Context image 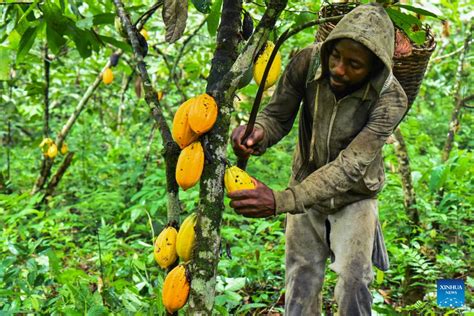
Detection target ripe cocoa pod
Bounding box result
[39,138,53,150]
[188,93,218,135]
[60,143,68,155]
[154,226,178,269]
[172,98,199,149]
[224,166,256,193]
[253,41,282,90]
[176,213,197,262]
[162,264,190,313]
[102,68,114,85]
[175,141,204,191]
[46,143,58,159]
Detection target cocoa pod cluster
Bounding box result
[172,93,218,191]
[155,213,196,313]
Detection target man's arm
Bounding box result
[273,80,408,214]
[252,46,312,152]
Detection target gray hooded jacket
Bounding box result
[255,4,408,214]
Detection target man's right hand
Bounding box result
[230,125,265,158]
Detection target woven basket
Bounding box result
[316,3,436,106]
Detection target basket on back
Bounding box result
[316,3,436,106]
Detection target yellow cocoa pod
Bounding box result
[46,143,58,159]
[162,264,190,313]
[188,93,218,135]
[39,138,53,149]
[176,213,197,262]
[102,68,114,85]
[154,226,178,269]
[224,166,256,193]
[60,143,68,155]
[172,98,199,149]
[175,141,204,191]
[140,28,150,41]
[253,41,282,90]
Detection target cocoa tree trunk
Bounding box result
[188,0,288,313]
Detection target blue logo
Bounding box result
[437,279,465,307]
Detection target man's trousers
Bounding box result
[284,198,388,316]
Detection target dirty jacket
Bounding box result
[255,4,408,215]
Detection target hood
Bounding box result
[318,3,395,94]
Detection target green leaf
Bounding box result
[192,0,212,14]
[16,25,39,62]
[385,7,425,45]
[76,16,94,30]
[429,165,449,192]
[46,26,66,55]
[376,268,384,284]
[99,35,132,52]
[206,0,222,37]
[0,47,11,80]
[224,277,246,291]
[92,13,115,25]
[394,4,440,19]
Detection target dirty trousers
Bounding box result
[285,198,386,316]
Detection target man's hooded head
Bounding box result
[319,4,395,97]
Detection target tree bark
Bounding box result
[41,152,75,204]
[188,0,288,313]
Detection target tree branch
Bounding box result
[170,18,207,102]
[113,0,182,223]
[40,152,75,205]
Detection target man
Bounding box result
[228,4,408,316]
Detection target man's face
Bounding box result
[328,39,376,95]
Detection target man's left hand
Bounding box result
[227,178,276,218]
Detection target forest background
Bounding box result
[0,0,472,315]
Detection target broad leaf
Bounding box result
[16,25,39,62]
[395,4,441,19]
[385,7,425,45]
[76,16,94,30]
[191,0,212,14]
[99,35,132,52]
[162,0,188,43]
[92,13,116,25]
[46,26,66,55]
[206,0,222,37]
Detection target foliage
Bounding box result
[1,0,473,314]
